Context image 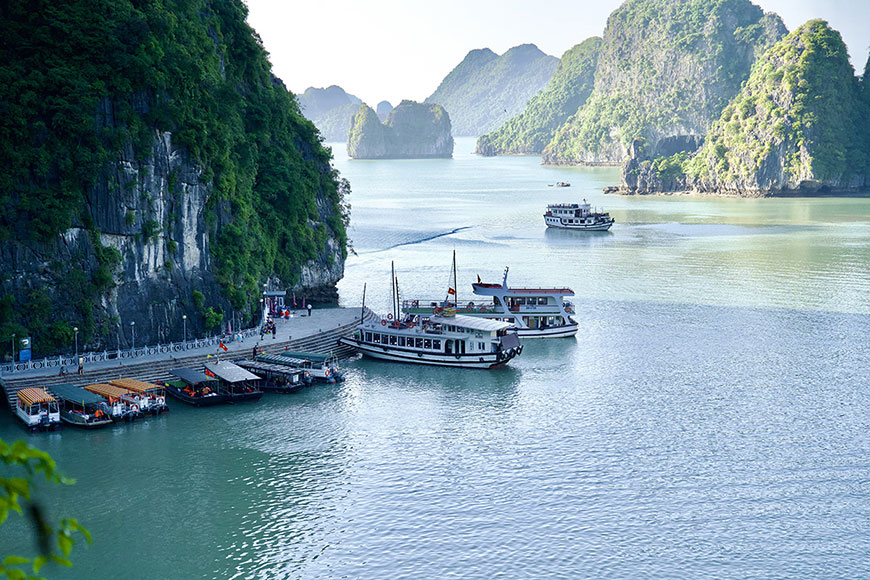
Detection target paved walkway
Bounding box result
[2,307,364,380]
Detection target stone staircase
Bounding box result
[1,313,369,411]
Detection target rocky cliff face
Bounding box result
[347,101,454,159]
[543,0,786,166]
[682,20,870,194]
[476,37,601,156]
[0,0,348,357]
[298,85,363,142]
[426,44,559,136]
[376,100,394,122]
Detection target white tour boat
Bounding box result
[15,388,62,431]
[339,264,523,369]
[403,256,579,339]
[544,199,614,231]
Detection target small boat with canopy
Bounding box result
[235,359,311,393]
[160,368,227,407]
[204,361,264,403]
[49,383,113,429]
[83,383,143,421]
[15,388,62,431]
[109,378,169,414]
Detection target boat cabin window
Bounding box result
[372,333,380,343]
[433,340,441,350]
[398,336,406,347]
[365,332,372,341]
[389,335,398,346]
[415,338,424,348]
[423,339,432,350]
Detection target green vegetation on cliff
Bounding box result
[0,0,348,356]
[347,101,453,159]
[686,20,870,191]
[476,37,601,156]
[426,44,559,136]
[543,0,786,165]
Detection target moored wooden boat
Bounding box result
[160,368,228,407]
[83,383,143,421]
[15,388,62,432]
[109,378,169,414]
[235,359,311,393]
[49,383,113,429]
[204,361,264,403]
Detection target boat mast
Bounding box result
[453,249,458,307]
[391,261,396,321]
[360,282,366,326]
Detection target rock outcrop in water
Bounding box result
[297,85,363,142]
[619,20,870,195]
[347,101,453,159]
[0,0,348,357]
[476,38,601,156]
[426,44,559,137]
[543,0,786,166]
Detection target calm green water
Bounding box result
[2,137,868,579]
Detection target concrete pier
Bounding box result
[1,307,370,410]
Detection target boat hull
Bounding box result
[165,385,228,407]
[60,411,113,429]
[226,390,264,403]
[516,323,578,338]
[339,337,521,369]
[545,221,613,231]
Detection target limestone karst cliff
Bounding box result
[0,0,349,358]
[347,101,454,159]
[297,85,363,142]
[543,0,786,166]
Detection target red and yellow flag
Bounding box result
[219,342,228,352]
[447,287,455,295]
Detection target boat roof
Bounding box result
[204,361,260,383]
[50,383,105,405]
[472,282,574,295]
[237,360,304,376]
[430,314,514,332]
[170,368,217,385]
[256,353,310,367]
[17,388,56,405]
[84,383,132,398]
[279,350,330,362]
[109,378,163,393]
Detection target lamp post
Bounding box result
[182,314,187,347]
[73,327,79,362]
[260,297,265,326]
[11,333,15,372]
[130,321,135,352]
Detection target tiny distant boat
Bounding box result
[109,378,169,415]
[162,368,228,407]
[555,181,571,187]
[339,262,522,369]
[204,361,264,403]
[83,383,143,421]
[235,359,312,393]
[15,388,62,432]
[50,383,113,429]
[544,199,614,231]
[405,265,578,339]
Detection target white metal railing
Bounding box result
[0,328,260,375]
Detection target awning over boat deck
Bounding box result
[430,314,514,332]
[279,351,330,362]
[109,378,163,393]
[84,383,132,399]
[50,383,105,405]
[17,388,56,405]
[170,368,217,386]
[256,354,310,367]
[237,360,304,377]
[205,361,260,383]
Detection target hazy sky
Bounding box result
[245,0,870,107]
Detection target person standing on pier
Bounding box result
[307,303,313,317]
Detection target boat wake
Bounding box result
[362,226,473,254]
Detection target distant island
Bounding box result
[475,0,870,196]
[297,85,363,142]
[426,44,558,137]
[376,100,393,122]
[347,100,454,159]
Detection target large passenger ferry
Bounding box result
[339,263,523,369]
[544,199,614,231]
[403,265,578,339]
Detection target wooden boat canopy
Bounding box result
[84,383,132,399]
[109,378,163,393]
[170,368,217,386]
[204,361,259,383]
[50,383,105,405]
[17,388,56,405]
[279,351,331,363]
[237,360,305,379]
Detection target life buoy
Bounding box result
[408,322,414,329]
[387,313,393,320]
[381,319,387,326]
[481,306,487,313]
[131,404,139,413]
[466,305,473,312]
[325,369,330,377]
